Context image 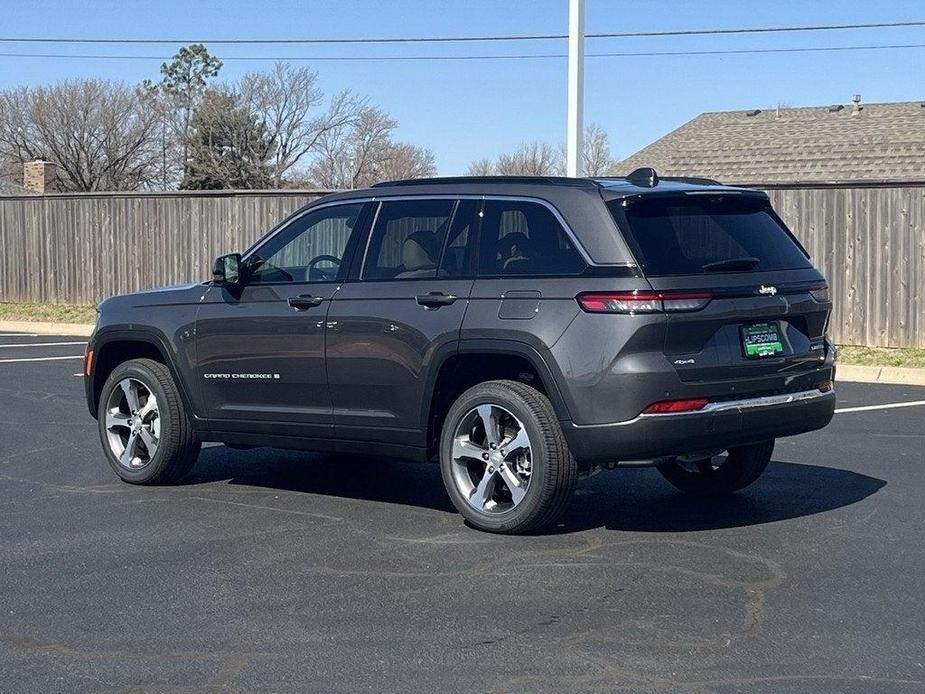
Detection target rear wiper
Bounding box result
[702,257,760,272]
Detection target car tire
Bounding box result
[439,380,577,534]
[656,439,774,496]
[97,358,200,485]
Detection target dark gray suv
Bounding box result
[85,170,836,533]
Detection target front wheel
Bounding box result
[97,358,200,485]
[656,439,774,496]
[439,380,577,534]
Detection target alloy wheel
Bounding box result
[450,403,533,514]
[105,377,161,469]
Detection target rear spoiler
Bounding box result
[612,189,770,207]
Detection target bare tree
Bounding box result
[467,124,615,177]
[376,142,436,182]
[495,142,562,176]
[0,79,160,191]
[239,63,363,186]
[466,157,495,176]
[581,123,615,176]
[307,106,434,188]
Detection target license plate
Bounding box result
[741,322,784,359]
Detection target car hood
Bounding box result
[99,282,208,311]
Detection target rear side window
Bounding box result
[478,200,585,276]
[363,199,455,280]
[608,195,811,276]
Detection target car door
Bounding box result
[462,196,589,368]
[325,198,479,447]
[195,201,372,438]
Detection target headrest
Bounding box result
[401,231,438,271]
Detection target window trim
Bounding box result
[241,200,371,286]
[244,193,597,284]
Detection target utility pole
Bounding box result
[566,0,585,177]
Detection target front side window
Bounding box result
[477,200,586,276]
[246,203,366,284]
[363,199,455,280]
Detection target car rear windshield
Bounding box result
[607,194,811,276]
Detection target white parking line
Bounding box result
[835,400,925,414]
[0,355,84,363]
[0,341,87,349]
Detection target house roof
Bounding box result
[614,100,925,185]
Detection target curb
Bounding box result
[0,320,94,337]
[837,364,925,386]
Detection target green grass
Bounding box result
[0,302,97,324]
[837,345,925,369]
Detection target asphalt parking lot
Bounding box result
[0,330,923,693]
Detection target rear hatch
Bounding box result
[607,191,831,383]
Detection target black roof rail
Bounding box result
[371,175,601,188]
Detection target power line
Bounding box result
[0,20,923,45]
[1,43,924,62]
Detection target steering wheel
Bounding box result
[308,255,341,274]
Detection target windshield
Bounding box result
[607,195,811,276]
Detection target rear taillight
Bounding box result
[643,398,710,414]
[577,290,712,314]
[809,283,830,302]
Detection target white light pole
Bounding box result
[566,0,585,177]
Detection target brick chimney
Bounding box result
[23,159,56,194]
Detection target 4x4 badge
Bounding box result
[758,285,778,296]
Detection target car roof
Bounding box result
[294,169,765,266]
[362,172,763,200]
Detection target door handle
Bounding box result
[416,292,457,308]
[288,294,324,310]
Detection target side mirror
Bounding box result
[212,253,242,285]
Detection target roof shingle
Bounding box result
[615,100,925,185]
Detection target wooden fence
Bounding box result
[0,184,923,347]
[0,190,329,306]
[765,184,925,348]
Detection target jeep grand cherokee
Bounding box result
[85,169,836,533]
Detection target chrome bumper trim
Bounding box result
[644,388,834,417]
[571,387,834,429]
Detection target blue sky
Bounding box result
[2,1,924,174]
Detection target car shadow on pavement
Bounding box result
[187,445,459,513]
[555,460,887,534]
[185,447,885,534]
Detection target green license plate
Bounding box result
[741,322,784,359]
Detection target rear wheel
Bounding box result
[97,358,200,485]
[656,439,774,496]
[439,380,577,534]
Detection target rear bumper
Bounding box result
[562,387,835,463]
